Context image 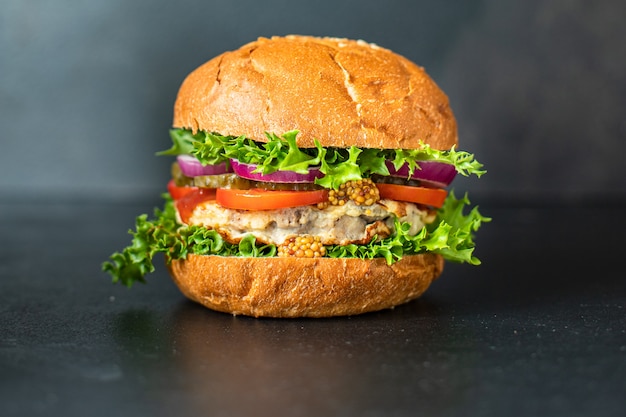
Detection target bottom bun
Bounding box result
[167,254,444,318]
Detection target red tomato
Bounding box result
[216,188,329,211]
[376,183,447,208]
[174,187,217,224]
[167,179,198,200]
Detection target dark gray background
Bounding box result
[2,0,625,203]
[2,3,625,416]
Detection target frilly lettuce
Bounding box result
[102,192,490,287]
[102,129,489,287]
[161,128,486,189]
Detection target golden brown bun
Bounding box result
[173,35,457,150]
[169,35,452,317]
[168,253,444,318]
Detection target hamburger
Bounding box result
[103,35,489,318]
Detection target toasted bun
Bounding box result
[168,253,444,318]
[173,35,457,150]
[168,36,453,317]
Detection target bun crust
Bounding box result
[173,35,457,150]
[168,253,444,318]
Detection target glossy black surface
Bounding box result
[1,199,625,417]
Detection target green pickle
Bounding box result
[171,162,323,191]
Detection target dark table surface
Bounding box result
[1,196,624,417]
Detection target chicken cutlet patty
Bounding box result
[178,199,436,247]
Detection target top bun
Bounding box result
[173,35,457,150]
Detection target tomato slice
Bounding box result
[175,187,217,224]
[167,179,198,200]
[376,183,447,208]
[216,188,329,210]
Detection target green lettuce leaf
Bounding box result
[103,192,489,287]
[326,191,490,265]
[102,195,278,287]
[157,129,198,156]
[315,145,364,189]
[161,128,486,188]
[104,129,489,287]
[427,191,491,264]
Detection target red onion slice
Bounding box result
[385,160,457,187]
[177,154,233,177]
[230,159,324,183]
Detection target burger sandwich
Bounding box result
[103,35,489,318]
